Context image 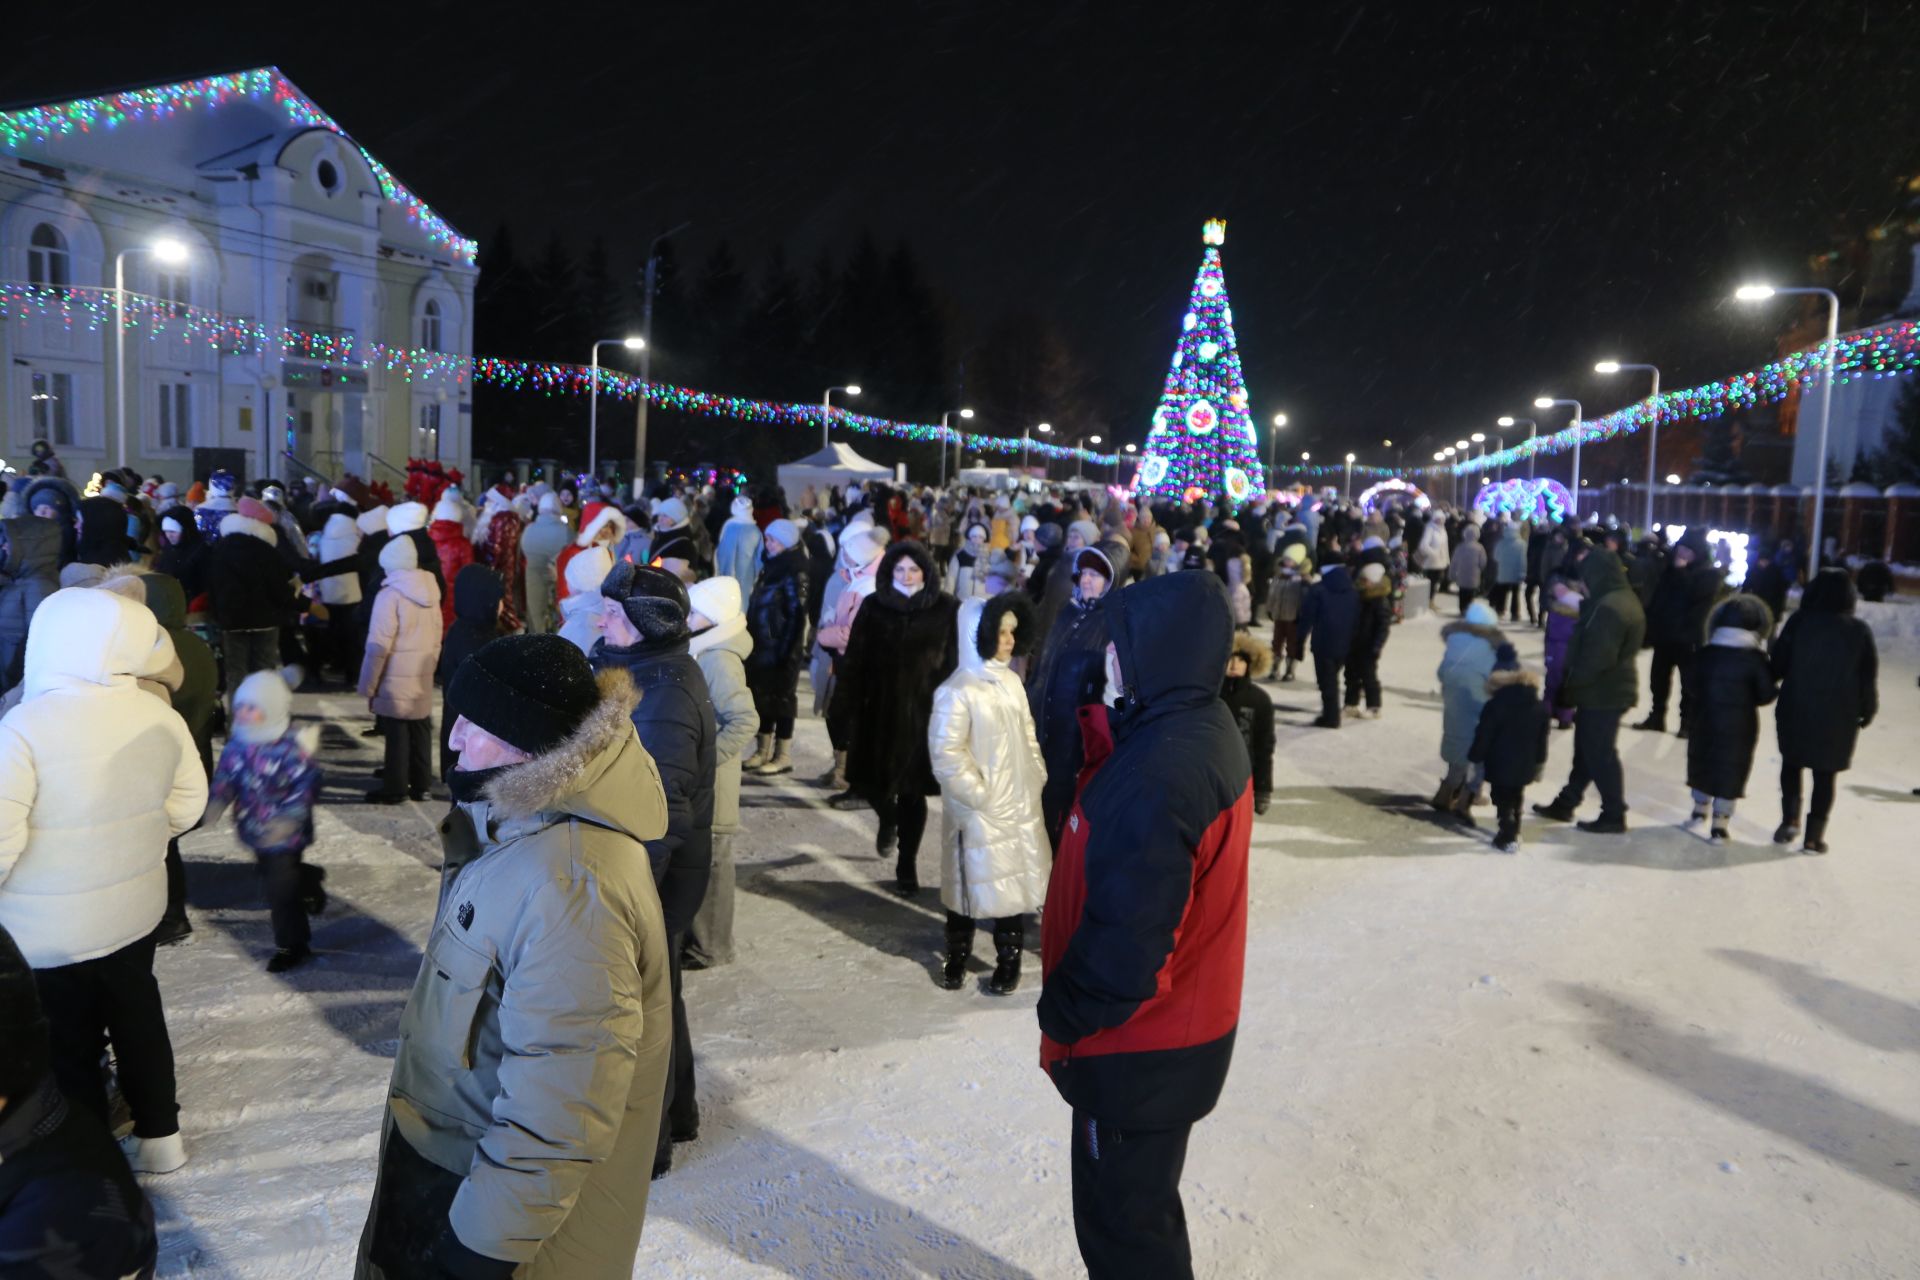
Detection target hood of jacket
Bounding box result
[954,598,994,676]
[386,501,429,535]
[1486,667,1541,693]
[23,476,80,520]
[1579,548,1630,598]
[1104,568,1232,738]
[141,571,190,631]
[870,540,942,613]
[218,512,277,546]
[452,563,505,624]
[1459,524,1480,544]
[0,516,63,580]
[321,510,361,551]
[381,566,441,610]
[1316,563,1355,597]
[355,506,389,536]
[22,587,173,697]
[478,668,656,835]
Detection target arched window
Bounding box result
[27,223,70,290]
[420,299,442,352]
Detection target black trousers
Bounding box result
[1457,587,1477,616]
[874,792,930,865]
[162,837,188,927]
[656,938,699,1167]
[1781,763,1838,823]
[258,850,318,952]
[747,668,798,739]
[35,935,179,1139]
[379,715,432,797]
[1071,1112,1193,1280]
[1523,582,1540,623]
[1312,652,1342,724]
[221,627,280,700]
[1647,642,1696,722]
[1554,707,1627,818]
[1342,647,1381,710]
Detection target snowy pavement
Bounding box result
[148,609,1920,1278]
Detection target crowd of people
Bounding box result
[0,439,1897,1278]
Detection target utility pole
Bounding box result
[633,221,690,494]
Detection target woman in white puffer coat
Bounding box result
[0,587,208,1173]
[928,591,1048,995]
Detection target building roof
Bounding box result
[0,66,476,263]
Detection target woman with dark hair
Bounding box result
[836,541,959,894]
[1772,568,1878,854]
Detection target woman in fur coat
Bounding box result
[929,594,1049,993]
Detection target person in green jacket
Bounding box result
[144,571,218,946]
[1533,547,1647,834]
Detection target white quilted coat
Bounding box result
[0,589,208,967]
[929,598,1049,920]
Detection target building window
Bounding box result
[417,402,442,458]
[31,371,74,445]
[316,159,340,193]
[157,381,192,450]
[27,223,70,290]
[155,269,191,317]
[420,300,442,352]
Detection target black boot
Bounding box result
[892,846,920,896]
[941,913,973,990]
[1532,796,1577,822]
[876,819,899,859]
[300,864,328,916]
[1801,816,1828,855]
[988,919,1024,995]
[1631,712,1665,732]
[1773,804,1800,846]
[1492,804,1520,853]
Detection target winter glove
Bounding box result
[1254,793,1271,816]
[432,1227,518,1280]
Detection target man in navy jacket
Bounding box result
[1039,570,1252,1279]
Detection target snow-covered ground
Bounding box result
[146,608,1920,1278]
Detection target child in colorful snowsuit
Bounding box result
[205,670,326,971]
[1541,571,1581,729]
[1468,644,1552,852]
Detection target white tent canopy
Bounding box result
[776,441,895,497]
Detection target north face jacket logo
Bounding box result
[457,901,475,930]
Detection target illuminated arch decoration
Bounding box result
[1472,477,1575,525]
[1358,477,1430,514]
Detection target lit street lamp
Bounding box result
[1344,452,1356,499]
[1595,359,1661,530]
[821,384,861,450]
[1497,416,1536,482]
[938,407,974,487]
[1268,413,1288,480]
[115,236,189,471]
[1024,421,1052,476]
[1736,283,1841,571]
[1075,433,1103,482]
[1534,397,1583,503]
[587,336,645,479]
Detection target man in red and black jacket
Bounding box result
[1039,569,1252,1279]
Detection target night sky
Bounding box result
[7,1,1919,465]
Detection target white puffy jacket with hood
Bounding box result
[319,511,364,607]
[0,588,208,966]
[929,596,1050,920]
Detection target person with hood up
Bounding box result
[949,522,992,601]
[645,497,697,580]
[1467,643,1552,852]
[437,565,507,777]
[589,563,716,1177]
[153,503,209,602]
[0,588,208,1176]
[24,476,82,563]
[1448,523,1487,614]
[1038,569,1250,1280]
[427,494,475,631]
[1541,569,1582,729]
[0,921,160,1278]
[1770,568,1877,854]
[27,438,67,478]
[1345,545,1393,719]
[1414,513,1451,596]
[0,516,62,691]
[204,670,327,971]
[837,542,959,894]
[685,576,756,971]
[714,494,762,596]
[355,636,671,1279]
[1635,530,1727,737]
[930,593,1049,994]
[207,495,298,695]
[385,501,444,595]
[518,492,572,634]
[192,469,237,541]
[1491,521,1527,622]
[742,518,812,777]
[811,526,886,794]
[1433,599,1504,821]
[1297,561,1359,728]
[1533,548,1647,834]
[1681,595,1777,845]
[314,503,364,681]
[1221,630,1275,815]
[359,535,443,804]
[556,546,617,656]
[76,494,135,568]
[1026,545,1114,842]
[1264,541,1309,682]
[144,572,218,947]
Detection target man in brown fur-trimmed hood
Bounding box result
[357,634,672,1280]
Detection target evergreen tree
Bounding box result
[529,233,580,361]
[1881,376,1920,483]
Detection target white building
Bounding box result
[0,66,476,488]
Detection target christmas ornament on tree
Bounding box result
[1136,219,1267,506]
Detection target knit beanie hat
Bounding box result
[687,574,742,627]
[1465,600,1499,626]
[1493,643,1520,672]
[0,924,49,1101]
[1034,523,1064,551]
[765,518,799,552]
[378,535,418,573]
[538,492,560,516]
[233,668,293,744]
[447,634,603,756]
[843,529,884,567]
[1710,593,1773,635]
[237,496,275,525]
[601,561,691,641]
[651,496,688,527]
[1067,519,1100,549]
[564,545,615,596]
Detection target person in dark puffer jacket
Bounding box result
[1026,545,1113,843]
[1468,643,1551,852]
[435,565,506,779]
[0,923,158,1280]
[1683,594,1776,845]
[742,519,811,777]
[1344,545,1393,718]
[1771,568,1877,855]
[152,504,209,605]
[590,562,716,1178]
[206,496,298,695]
[1298,562,1359,728]
[1220,630,1274,815]
[1039,569,1251,1280]
[1535,548,1646,834]
[1635,529,1726,737]
[0,516,62,692]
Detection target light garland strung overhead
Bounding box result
[0,282,1115,464]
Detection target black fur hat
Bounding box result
[979,591,1037,660]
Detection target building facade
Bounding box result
[0,67,476,487]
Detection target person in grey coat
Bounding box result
[518,494,573,635]
[684,575,756,969]
[1449,522,1488,615]
[357,635,671,1280]
[0,516,62,691]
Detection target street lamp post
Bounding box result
[1595,360,1662,531]
[1736,283,1841,572]
[1268,413,1288,480]
[1454,439,1471,510]
[588,337,645,480]
[115,237,189,471]
[937,407,974,487]
[821,384,862,451]
[1075,434,1103,482]
[1497,416,1536,482]
[1123,441,1137,487]
[1533,398,1583,513]
[632,221,691,490]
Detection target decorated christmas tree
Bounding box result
[1135,219,1267,507]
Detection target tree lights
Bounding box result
[1135,220,1267,507]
